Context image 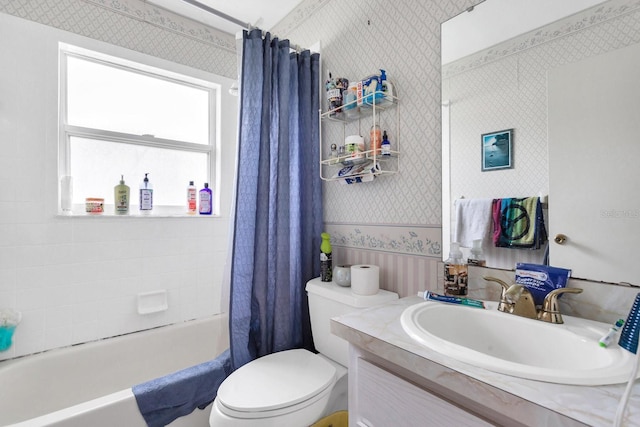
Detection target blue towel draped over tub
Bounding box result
[133,349,232,427]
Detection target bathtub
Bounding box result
[0,314,229,427]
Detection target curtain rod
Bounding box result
[182,0,304,52]
[181,0,250,29]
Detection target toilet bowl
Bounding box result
[210,349,346,426]
[209,278,398,426]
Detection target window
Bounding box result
[59,44,219,215]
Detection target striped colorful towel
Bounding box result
[492,197,547,249]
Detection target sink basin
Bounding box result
[400,301,639,385]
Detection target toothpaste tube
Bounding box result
[418,291,485,309]
[599,319,624,348]
[515,263,572,306]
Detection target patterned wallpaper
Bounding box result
[0,0,237,78]
[444,0,640,202]
[273,0,478,296]
[275,0,640,297]
[274,0,478,227]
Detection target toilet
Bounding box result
[209,277,398,426]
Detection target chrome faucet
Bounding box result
[484,276,583,324]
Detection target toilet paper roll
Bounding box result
[350,264,380,296]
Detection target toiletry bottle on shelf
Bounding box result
[139,173,153,214]
[467,239,486,266]
[187,181,197,214]
[320,232,332,282]
[199,183,212,215]
[444,242,468,296]
[370,125,381,155]
[344,82,359,119]
[381,131,391,156]
[379,69,394,105]
[330,143,338,164]
[114,175,130,215]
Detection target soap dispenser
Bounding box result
[114,175,130,215]
[467,239,486,266]
[444,242,468,296]
[139,173,153,214]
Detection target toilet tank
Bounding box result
[306,277,398,366]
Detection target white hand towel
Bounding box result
[453,198,494,248]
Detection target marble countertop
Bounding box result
[331,296,640,427]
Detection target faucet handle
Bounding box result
[483,276,513,313]
[539,287,583,324]
[505,285,538,318]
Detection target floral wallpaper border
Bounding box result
[84,0,235,51]
[325,223,442,258]
[272,0,332,37]
[443,0,640,78]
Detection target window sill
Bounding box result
[57,211,219,219]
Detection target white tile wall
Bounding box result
[0,4,237,360]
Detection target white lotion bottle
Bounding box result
[114,175,130,215]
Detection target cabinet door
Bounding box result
[352,358,492,427]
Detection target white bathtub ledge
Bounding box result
[10,390,144,427]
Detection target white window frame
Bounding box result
[58,43,221,216]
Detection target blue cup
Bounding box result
[618,293,640,354]
[0,325,16,352]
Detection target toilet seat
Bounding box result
[216,349,336,419]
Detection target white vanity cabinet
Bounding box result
[349,347,492,427]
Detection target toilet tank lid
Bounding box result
[306,278,398,308]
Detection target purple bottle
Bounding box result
[199,183,213,215]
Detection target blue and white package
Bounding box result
[515,263,572,306]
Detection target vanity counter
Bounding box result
[331,296,640,427]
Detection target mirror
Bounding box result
[442,0,639,284]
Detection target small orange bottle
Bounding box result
[370,125,381,155]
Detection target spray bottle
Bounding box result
[320,232,332,282]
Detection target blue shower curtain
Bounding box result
[131,32,320,427]
[229,29,322,371]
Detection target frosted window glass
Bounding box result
[67,56,210,145]
[70,136,208,206]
